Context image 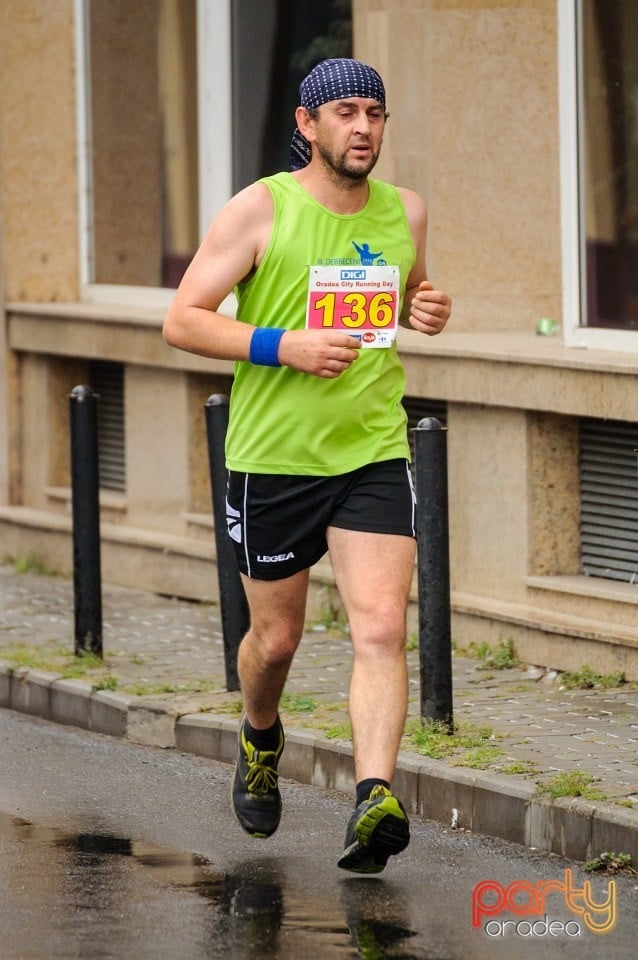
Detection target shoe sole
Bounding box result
[337,797,410,874]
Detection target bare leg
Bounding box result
[326,528,415,782]
[237,568,309,728]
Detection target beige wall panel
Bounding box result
[448,403,528,598]
[20,355,50,509]
[125,367,190,534]
[0,0,78,301]
[187,374,234,517]
[355,0,562,331]
[527,413,580,577]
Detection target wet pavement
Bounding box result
[1,563,637,864]
[2,710,637,960]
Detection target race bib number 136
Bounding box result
[306,265,400,348]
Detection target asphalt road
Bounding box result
[0,710,635,959]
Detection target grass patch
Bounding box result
[92,676,119,692]
[307,599,349,634]
[501,760,539,777]
[121,679,217,697]
[405,632,418,652]
[536,771,607,801]
[468,637,520,670]
[8,552,59,577]
[280,692,318,713]
[323,721,352,741]
[0,644,113,683]
[584,851,636,875]
[211,698,244,715]
[453,746,503,769]
[403,717,500,762]
[560,664,628,690]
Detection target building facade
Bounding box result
[1,0,637,678]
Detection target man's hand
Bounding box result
[407,280,451,335]
[278,329,361,378]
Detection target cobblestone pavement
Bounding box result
[2,563,637,810]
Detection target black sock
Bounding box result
[243,716,281,751]
[356,778,390,806]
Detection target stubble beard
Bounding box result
[316,141,379,187]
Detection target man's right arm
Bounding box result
[163,181,361,378]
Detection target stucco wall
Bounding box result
[0,0,78,301]
[354,0,562,331]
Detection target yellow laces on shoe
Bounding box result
[241,730,281,796]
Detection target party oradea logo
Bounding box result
[472,868,616,938]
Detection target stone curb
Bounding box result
[1,666,636,863]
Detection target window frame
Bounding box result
[559,0,638,352]
[73,0,232,306]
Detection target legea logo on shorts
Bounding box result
[472,868,617,938]
[256,552,295,563]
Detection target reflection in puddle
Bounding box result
[1,812,431,958]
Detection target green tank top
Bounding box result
[225,172,415,475]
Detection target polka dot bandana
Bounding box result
[289,58,386,171]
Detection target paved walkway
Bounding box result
[1,564,637,864]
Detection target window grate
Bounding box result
[89,361,125,493]
[580,418,638,583]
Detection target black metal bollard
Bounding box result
[69,385,103,658]
[204,394,249,692]
[414,417,453,730]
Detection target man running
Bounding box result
[164,58,451,873]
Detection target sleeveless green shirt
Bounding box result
[225,172,415,475]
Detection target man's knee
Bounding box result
[351,605,407,656]
[241,624,302,669]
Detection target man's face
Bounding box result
[309,97,387,181]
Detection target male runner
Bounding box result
[164,58,451,873]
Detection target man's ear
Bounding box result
[295,105,316,141]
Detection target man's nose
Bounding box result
[353,110,371,133]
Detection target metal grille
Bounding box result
[580,418,638,583]
[89,361,126,493]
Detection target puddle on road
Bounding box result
[0,812,427,959]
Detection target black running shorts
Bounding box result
[225,458,416,581]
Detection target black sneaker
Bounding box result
[231,717,285,838]
[337,785,410,874]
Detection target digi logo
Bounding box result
[340,269,366,280]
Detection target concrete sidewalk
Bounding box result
[1,564,637,864]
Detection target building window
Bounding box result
[82,0,199,290]
[580,1,638,332]
[231,0,351,191]
[579,417,638,582]
[76,0,352,297]
[89,361,125,493]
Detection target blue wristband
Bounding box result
[249,327,285,367]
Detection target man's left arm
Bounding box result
[398,188,451,335]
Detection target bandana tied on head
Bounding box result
[289,58,386,171]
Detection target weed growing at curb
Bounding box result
[279,692,319,713]
[501,760,540,777]
[323,721,352,740]
[536,770,607,801]
[92,676,119,692]
[121,679,217,697]
[470,637,520,670]
[1,644,114,684]
[559,664,629,690]
[453,746,503,769]
[584,851,636,875]
[7,552,60,577]
[402,718,501,762]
